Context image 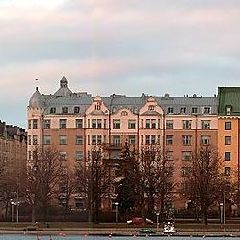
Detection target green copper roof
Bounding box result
[218,87,240,116]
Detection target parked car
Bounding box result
[127,217,154,225]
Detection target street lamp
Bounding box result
[10,200,20,223]
[114,202,119,223]
[156,212,160,232]
[220,203,223,224]
[10,199,14,222]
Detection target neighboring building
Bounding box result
[218,87,240,187]
[27,77,218,209]
[0,121,27,172]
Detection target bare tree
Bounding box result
[75,146,112,223]
[59,168,77,219]
[181,146,226,225]
[139,145,174,219]
[26,147,62,222]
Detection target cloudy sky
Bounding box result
[1,0,240,128]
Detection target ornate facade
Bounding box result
[27,77,218,209]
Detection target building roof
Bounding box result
[218,87,240,116]
[29,87,45,108]
[28,78,218,115]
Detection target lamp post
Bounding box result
[114,202,119,223]
[10,200,20,223]
[156,212,160,232]
[220,203,223,224]
[16,201,20,223]
[10,199,14,222]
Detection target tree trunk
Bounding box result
[31,206,36,223]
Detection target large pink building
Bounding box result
[27,77,218,209]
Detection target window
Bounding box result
[203,107,211,114]
[74,106,80,113]
[43,120,51,129]
[92,135,97,145]
[75,197,84,209]
[97,135,102,144]
[182,151,192,161]
[146,119,150,129]
[33,135,38,145]
[225,136,231,145]
[128,135,136,145]
[201,120,210,129]
[104,119,107,129]
[180,107,186,114]
[59,119,67,129]
[182,135,192,145]
[201,135,210,145]
[113,119,120,129]
[225,152,231,161]
[166,120,173,129]
[60,152,67,161]
[33,119,38,129]
[166,135,173,145]
[92,119,97,129]
[112,135,121,146]
[62,107,68,114]
[76,135,83,145]
[76,119,83,129]
[181,167,191,177]
[59,135,67,145]
[76,151,83,161]
[50,107,56,114]
[226,106,232,115]
[225,167,231,176]
[145,135,150,145]
[225,122,231,130]
[43,135,51,145]
[151,119,156,129]
[167,107,174,114]
[128,120,136,129]
[183,120,192,129]
[167,151,174,161]
[148,105,155,111]
[97,119,102,128]
[151,135,156,144]
[192,107,198,114]
[121,111,128,116]
[28,120,31,129]
[92,135,102,145]
[28,135,31,145]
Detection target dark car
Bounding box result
[127,217,154,225]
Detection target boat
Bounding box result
[163,220,176,233]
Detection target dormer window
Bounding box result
[203,107,211,114]
[180,107,186,114]
[62,107,68,114]
[148,105,155,111]
[167,107,174,114]
[50,107,56,114]
[74,106,80,113]
[226,106,232,115]
[192,107,198,114]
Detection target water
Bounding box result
[0,235,238,240]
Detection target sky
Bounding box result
[1,0,240,128]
